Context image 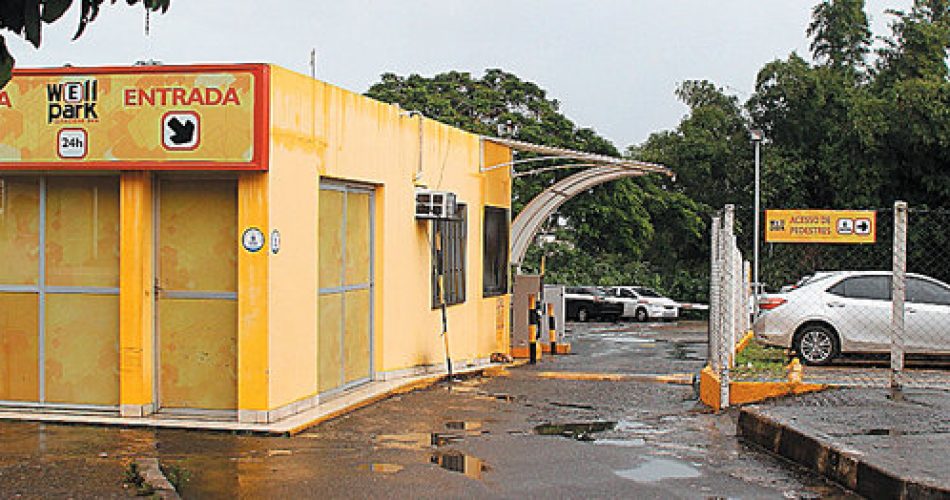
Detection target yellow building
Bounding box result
[0,63,512,426]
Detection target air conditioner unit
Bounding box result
[415,189,458,220]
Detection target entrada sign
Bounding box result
[0,64,267,170]
[766,209,876,244]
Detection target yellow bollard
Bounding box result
[547,303,557,355]
[787,358,803,384]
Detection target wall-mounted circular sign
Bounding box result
[270,229,281,254]
[242,227,265,253]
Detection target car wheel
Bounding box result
[635,308,649,323]
[577,306,590,322]
[794,324,839,366]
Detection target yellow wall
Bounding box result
[267,66,512,408]
[265,77,320,407]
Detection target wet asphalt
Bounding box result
[0,320,858,499]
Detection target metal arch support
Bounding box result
[510,165,646,267]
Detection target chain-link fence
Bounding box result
[718,202,950,390]
[708,205,751,405]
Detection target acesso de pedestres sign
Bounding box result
[0,64,268,170]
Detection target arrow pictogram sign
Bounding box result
[168,117,195,145]
[162,111,200,150]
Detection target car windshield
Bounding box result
[634,287,660,297]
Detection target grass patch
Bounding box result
[733,340,789,380]
[160,462,191,492]
[123,462,155,497]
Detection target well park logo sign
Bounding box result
[47,79,99,123]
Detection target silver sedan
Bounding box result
[753,271,950,365]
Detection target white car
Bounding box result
[604,286,680,322]
[754,271,950,365]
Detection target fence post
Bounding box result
[709,215,722,370]
[743,260,752,335]
[891,201,908,390]
[720,205,735,408]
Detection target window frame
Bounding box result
[432,204,467,309]
[906,277,950,305]
[827,275,891,301]
[482,205,510,298]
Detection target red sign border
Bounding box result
[0,63,270,171]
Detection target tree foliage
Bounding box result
[367,70,707,298]
[367,0,950,299]
[0,0,170,88]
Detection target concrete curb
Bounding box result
[0,363,508,435]
[135,458,180,499]
[737,408,950,500]
[534,371,693,384]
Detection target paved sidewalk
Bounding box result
[738,388,950,499]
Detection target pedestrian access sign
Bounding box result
[765,209,876,244]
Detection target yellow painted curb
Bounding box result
[286,375,444,435]
[699,363,828,411]
[535,371,693,385]
[286,361,526,436]
[736,330,755,354]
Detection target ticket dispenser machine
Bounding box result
[543,284,567,344]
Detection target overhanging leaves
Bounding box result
[0,36,14,89]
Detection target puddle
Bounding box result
[375,432,462,449]
[534,421,616,441]
[359,463,404,474]
[864,428,913,436]
[480,392,515,402]
[431,451,489,479]
[549,401,596,410]
[602,336,656,344]
[614,457,701,483]
[593,438,646,447]
[445,421,482,431]
[616,418,673,436]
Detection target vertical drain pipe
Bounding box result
[400,110,424,186]
[435,224,453,377]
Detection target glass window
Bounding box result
[432,205,467,308]
[828,276,891,301]
[482,206,509,297]
[907,278,950,305]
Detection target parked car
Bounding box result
[778,271,836,293]
[754,270,950,365]
[564,286,623,322]
[603,286,680,322]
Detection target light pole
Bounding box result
[750,129,764,308]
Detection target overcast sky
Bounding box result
[6,0,913,148]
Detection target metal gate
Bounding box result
[318,182,374,396]
[155,178,238,413]
[0,175,120,410]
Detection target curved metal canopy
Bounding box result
[480,136,674,268]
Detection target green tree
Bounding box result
[0,0,170,88]
[876,0,950,84]
[367,70,707,299]
[807,0,872,72]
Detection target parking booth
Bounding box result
[0,63,513,427]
